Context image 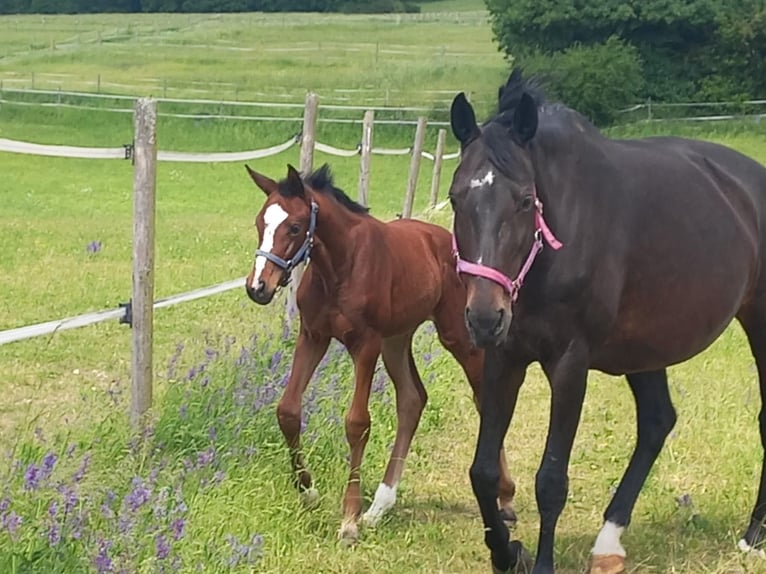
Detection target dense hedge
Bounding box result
[485,0,766,125]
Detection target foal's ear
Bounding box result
[245,164,278,196]
[284,164,305,198]
[512,92,538,144]
[450,92,480,147]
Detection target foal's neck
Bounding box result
[309,192,372,279]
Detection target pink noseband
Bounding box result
[452,185,563,302]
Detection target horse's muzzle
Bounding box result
[245,280,275,305]
[465,305,510,347]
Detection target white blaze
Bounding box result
[592,521,626,557]
[251,203,288,288]
[470,169,495,189]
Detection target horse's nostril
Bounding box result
[255,280,265,295]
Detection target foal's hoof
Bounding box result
[338,520,359,548]
[499,506,518,527]
[491,541,533,574]
[299,487,320,510]
[590,554,626,574]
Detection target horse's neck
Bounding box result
[309,195,371,280]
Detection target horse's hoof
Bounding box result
[491,540,533,574]
[499,506,518,527]
[738,538,766,558]
[299,487,320,510]
[590,554,626,574]
[338,521,359,547]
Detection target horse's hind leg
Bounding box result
[432,299,517,523]
[589,370,676,574]
[362,330,427,527]
[736,307,766,555]
[277,328,331,506]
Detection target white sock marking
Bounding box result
[592,521,626,557]
[251,203,288,288]
[362,483,397,526]
[739,538,766,558]
[470,169,495,189]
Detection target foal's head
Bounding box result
[244,164,317,305]
[449,69,544,346]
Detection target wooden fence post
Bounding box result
[131,98,157,428]
[286,92,319,325]
[429,128,446,208]
[358,110,374,206]
[402,116,427,218]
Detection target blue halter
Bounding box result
[255,200,319,286]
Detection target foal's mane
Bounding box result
[277,164,370,215]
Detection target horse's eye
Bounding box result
[288,224,301,236]
[519,195,534,212]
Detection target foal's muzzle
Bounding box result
[245,279,276,305]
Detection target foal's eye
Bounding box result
[519,195,534,212]
[288,224,301,236]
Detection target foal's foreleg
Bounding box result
[362,332,427,527]
[590,370,675,574]
[339,336,381,544]
[276,329,330,506]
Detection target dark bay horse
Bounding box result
[448,68,766,574]
[242,163,517,543]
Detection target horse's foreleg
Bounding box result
[362,331,426,527]
[531,341,589,574]
[469,348,528,574]
[339,336,381,545]
[276,328,330,506]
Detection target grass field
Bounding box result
[3,3,766,573]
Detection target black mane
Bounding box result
[278,164,369,215]
[491,67,547,129]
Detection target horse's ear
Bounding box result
[450,92,480,147]
[245,164,278,196]
[285,164,305,197]
[512,92,538,144]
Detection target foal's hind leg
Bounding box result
[277,329,331,506]
[432,300,517,523]
[362,330,427,527]
[590,370,677,574]
[736,309,766,555]
[339,334,381,545]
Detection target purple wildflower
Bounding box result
[212,471,225,485]
[3,511,22,535]
[42,452,58,478]
[62,486,79,515]
[24,464,41,490]
[269,350,283,372]
[86,240,103,254]
[155,534,170,560]
[94,539,113,573]
[196,448,215,467]
[208,426,217,441]
[126,477,151,512]
[48,500,58,518]
[48,522,61,546]
[0,499,8,513]
[73,453,91,482]
[171,518,185,541]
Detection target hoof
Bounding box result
[299,487,320,510]
[499,506,518,527]
[491,540,533,574]
[738,538,766,558]
[338,520,359,547]
[590,554,626,574]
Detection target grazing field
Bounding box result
[3,4,766,573]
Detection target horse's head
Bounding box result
[244,164,317,305]
[448,85,542,347]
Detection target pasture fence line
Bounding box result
[0,93,459,425]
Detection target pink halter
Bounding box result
[452,185,563,302]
